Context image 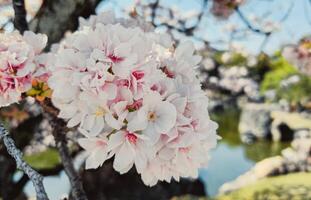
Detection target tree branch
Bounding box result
[30,0,102,48]
[51,119,88,200]
[235,7,271,35]
[0,123,49,200]
[12,0,28,33]
[41,101,88,200]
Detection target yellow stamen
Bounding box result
[95,107,107,116]
[147,111,157,122]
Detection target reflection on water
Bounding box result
[199,143,254,196]
[23,107,290,198]
[199,107,290,196]
[200,141,289,196]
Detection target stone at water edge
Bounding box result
[271,111,311,142]
[218,131,311,195]
[239,103,281,141]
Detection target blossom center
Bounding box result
[95,140,106,147]
[94,107,107,116]
[108,54,124,63]
[126,132,138,144]
[147,111,157,122]
[179,147,190,153]
[132,70,144,80]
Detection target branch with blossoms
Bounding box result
[1,2,218,199]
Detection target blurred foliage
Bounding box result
[260,54,298,92]
[214,52,247,67]
[260,52,311,105]
[24,148,61,170]
[209,49,311,106]
[275,75,311,104]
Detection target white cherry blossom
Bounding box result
[47,11,218,186]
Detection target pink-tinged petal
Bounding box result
[78,138,95,150]
[102,83,117,100]
[134,149,147,173]
[143,91,162,107]
[105,113,122,130]
[107,131,125,151]
[114,42,131,58]
[143,124,161,144]
[113,141,135,174]
[85,147,108,169]
[58,103,78,119]
[23,31,47,54]
[113,101,128,116]
[154,102,176,133]
[67,113,82,128]
[127,109,148,132]
[158,147,175,161]
[81,115,95,132]
[141,169,158,186]
[175,41,194,59]
[172,97,187,113]
[91,117,105,135]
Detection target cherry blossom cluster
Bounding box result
[0,31,47,107]
[48,11,218,186]
[211,0,245,19]
[283,38,311,76]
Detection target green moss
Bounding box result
[217,173,311,200]
[24,148,61,170]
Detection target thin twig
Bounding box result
[0,123,49,200]
[235,7,271,35]
[12,0,28,33]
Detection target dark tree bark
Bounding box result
[50,118,88,200]
[12,0,28,33]
[41,100,88,200]
[30,0,102,48]
[0,123,49,200]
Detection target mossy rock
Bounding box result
[23,148,61,170]
[217,173,311,200]
[173,173,311,200]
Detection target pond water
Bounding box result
[22,108,289,199]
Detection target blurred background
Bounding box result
[0,0,311,199]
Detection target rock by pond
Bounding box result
[271,111,311,141]
[239,102,311,143]
[218,130,311,194]
[238,103,281,142]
